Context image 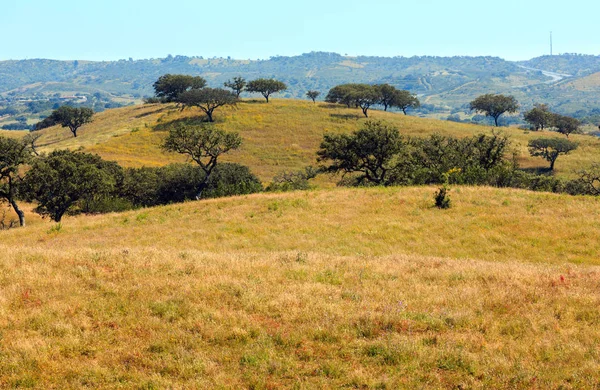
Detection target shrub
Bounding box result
[266,166,318,192]
[121,163,262,207]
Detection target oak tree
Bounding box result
[177,88,238,122]
[306,90,320,103]
[223,77,247,98]
[0,136,33,226]
[153,74,207,102]
[51,106,94,137]
[391,90,421,115]
[528,138,578,170]
[469,94,519,126]
[162,123,242,199]
[246,78,287,102]
[524,104,552,131]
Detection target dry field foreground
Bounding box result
[1,186,600,388]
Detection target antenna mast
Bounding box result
[550,31,553,56]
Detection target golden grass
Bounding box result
[3,186,600,264]
[0,130,28,139]
[33,99,600,181]
[1,186,600,388]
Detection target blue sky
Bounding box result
[2,0,599,61]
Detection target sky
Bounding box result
[2,0,599,62]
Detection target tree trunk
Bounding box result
[362,107,369,118]
[8,198,25,227]
[550,158,556,170]
[384,104,388,111]
[195,176,210,200]
[402,108,407,115]
[206,110,214,122]
[494,116,499,127]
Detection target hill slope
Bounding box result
[33,99,600,180]
[1,186,599,388]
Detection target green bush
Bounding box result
[266,166,318,192]
[121,163,262,207]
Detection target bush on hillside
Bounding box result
[266,166,319,192]
[120,163,262,208]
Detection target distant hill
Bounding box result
[2,52,600,126]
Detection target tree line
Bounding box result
[2,118,598,228]
[317,120,596,194]
[0,121,261,226]
[325,84,420,117]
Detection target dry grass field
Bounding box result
[30,99,600,181]
[2,101,600,388]
[1,186,600,388]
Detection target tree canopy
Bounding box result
[177,88,238,122]
[469,94,519,126]
[162,123,242,199]
[22,150,122,222]
[524,104,552,131]
[325,84,380,117]
[0,136,33,226]
[391,89,421,115]
[306,90,320,103]
[528,138,578,170]
[51,106,94,137]
[246,79,287,102]
[223,77,247,98]
[326,84,419,117]
[318,120,406,184]
[552,114,580,138]
[153,74,207,102]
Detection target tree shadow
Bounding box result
[241,99,267,104]
[520,167,553,175]
[152,116,210,132]
[329,113,362,121]
[133,104,173,118]
[319,103,342,109]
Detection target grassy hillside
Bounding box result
[33,99,600,181]
[1,186,600,388]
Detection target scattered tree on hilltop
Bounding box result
[50,106,94,137]
[246,78,287,102]
[469,94,519,127]
[325,85,357,108]
[351,84,380,118]
[177,88,238,122]
[306,90,320,103]
[391,89,421,115]
[22,150,122,222]
[374,84,398,111]
[327,84,419,116]
[325,84,380,117]
[524,104,552,131]
[153,74,206,102]
[223,77,247,98]
[0,136,33,227]
[528,138,578,170]
[552,113,580,138]
[162,123,242,199]
[318,120,406,184]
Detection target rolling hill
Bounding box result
[1,186,600,388]
[31,99,600,181]
[2,100,600,388]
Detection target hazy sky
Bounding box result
[2,0,599,61]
